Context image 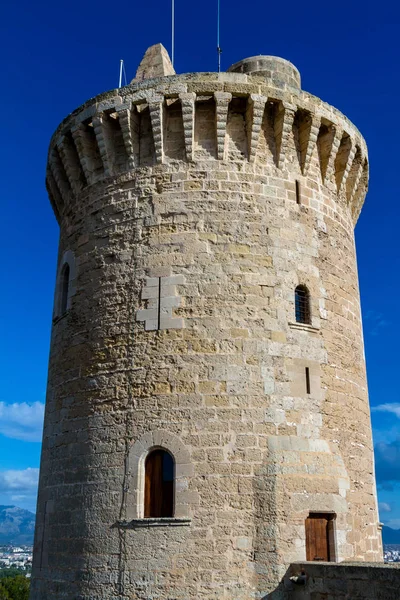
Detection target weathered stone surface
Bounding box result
[132,43,175,82]
[228,55,301,89]
[31,45,381,600]
[270,562,400,599]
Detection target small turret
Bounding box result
[228,54,301,88]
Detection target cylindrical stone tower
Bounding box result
[30,44,382,599]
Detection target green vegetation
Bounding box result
[0,572,29,600]
[0,570,26,580]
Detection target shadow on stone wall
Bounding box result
[253,455,282,595]
[264,561,400,599]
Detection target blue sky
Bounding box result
[0,0,399,525]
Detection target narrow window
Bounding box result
[295,285,311,324]
[305,513,336,562]
[144,449,174,518]
[295,180,301,204]
[305,367,311,394]
[60,263,70,315]
[157,276,162,330]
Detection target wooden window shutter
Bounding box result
[144,449,174,518]
[305,514,331,561]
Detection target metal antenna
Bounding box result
[172,0,175,67]
[217,0,222,72]
[122,61,128,86]
[118,59,124,88]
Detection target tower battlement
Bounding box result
[47,60,368,226]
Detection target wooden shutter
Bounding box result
[144,452,153,517]
[305,515,330,561]
[162,451,174,517]
[145,450,163,517]
[144,450,174,518]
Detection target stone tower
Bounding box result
[30,44,382,600]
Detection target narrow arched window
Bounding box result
[144,449,174,518]
[60,263,70,315]
[295,285,311,324]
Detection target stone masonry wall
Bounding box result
[30,55,381,600]
[271,562,400,599]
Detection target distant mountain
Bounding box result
[382,525,400,545]
[0,506,35,545]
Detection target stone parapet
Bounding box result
[270,562,400,599]
[46,71,368,226]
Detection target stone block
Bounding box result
[160,296,181,308]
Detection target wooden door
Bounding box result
[305,514,330,561]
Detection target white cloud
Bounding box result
[372,403,400,419]
[379,502,391,513]
[0,468,39,511]
[0,402,44,442]
[0,468,39,494]
[372,425,400,445]
[383,518,400,530]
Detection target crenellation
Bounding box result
[92,114,113,176]
[71,123,98,185]
[214,91,232,160]
[258,101,278,166]
[317,123,342,185]
[48,147,72,206]
[115,105,139,169]
[179,92,196,162]
[299,112,321,176]
[45,171,63,220]
[148,96,165,163]
[137,103,155,165]
[103,110,129,173]
[274,101,297,168]
[246,94,267,162]
[164,98,186,161]
[351,158,369,221]
[57,133,86,193]
[346,147,364,204]
[334,132,353,193]
[226,96,248,160]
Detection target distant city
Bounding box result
[0,545,32,573]
[0,542,397,571]
[383,545,400,563]
[0,504,398,570]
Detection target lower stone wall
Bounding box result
[269,562,400,599]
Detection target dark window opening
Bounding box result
[305,513,336,562]
[305,367,311,394]
[295,180,301,204]
[157,277,162,330]
[60,263,70,315]
[144,449,174,518]
[295,285,311,324]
